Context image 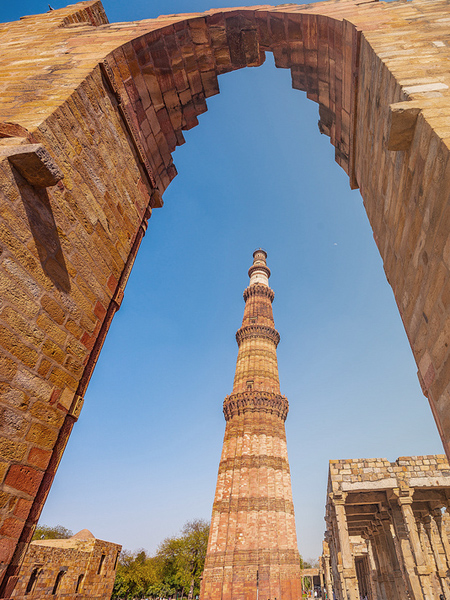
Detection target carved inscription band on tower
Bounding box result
[201,250,301,600]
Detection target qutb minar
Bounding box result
[201,250,301,600]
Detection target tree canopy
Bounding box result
[32,524,73,540]
[112,519,210,600]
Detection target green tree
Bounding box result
[181,519,209,600]
[112,519,210,600]
[32,524,73,540]
[300,555,319,570]
[113,549,161,599]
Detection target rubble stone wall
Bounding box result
[11,536,120,600]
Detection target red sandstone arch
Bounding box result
[1,0,450,595]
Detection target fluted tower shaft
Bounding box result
[201,250,301,600]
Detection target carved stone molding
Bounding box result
[224,423,287,441]
[236,324,280,347]
[243,284,275,302]
[223,391,289,421]
[219,454,290,474]
[204,548,300,569]
[213,496,295,515]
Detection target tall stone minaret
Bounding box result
[201,249,301,600]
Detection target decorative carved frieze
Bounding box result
[223,391,289,421]
[235,324,280,347]
[204,548,300,569]
[223,423,287,441]
[218,454,290,473]
[212,497,295,515]
[245,284,270,299]
[244,283,275,302]
[243,283,275,302]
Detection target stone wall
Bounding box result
[2,0,450,594]
[10,529,120,600]
[329,455,450,488]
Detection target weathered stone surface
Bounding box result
[324,456,450,600]
[0,143,63,189]
[202,251,301,600]
[387,101,422,151]
[10,530,120,600]
[2,0,450,595]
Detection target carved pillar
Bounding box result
[328,516,347,600]
[388,488,433,600]
[319,556,325,597]
[418,518,443,599]
[370,521,396,600]
[323,539,334,600]
[330,493,359,600]
[379,516,408,600]
[423,513,450,599]
[387,519,409,595]
[365,537,380,600]
[433,508,450,571]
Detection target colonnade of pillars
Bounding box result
[323,488,450,600]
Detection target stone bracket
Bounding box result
[69,395,84,420]
[0,139,63,188]
[112,288,124,309]
[150,188,163,209]
[387,101,422,151]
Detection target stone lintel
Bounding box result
[341,478,397,492]
[387,101,422,151]
[0,140,63,188]
[345,491,386,505]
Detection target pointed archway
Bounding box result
[1,0,450,595]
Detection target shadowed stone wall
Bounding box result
[1,0,450,595]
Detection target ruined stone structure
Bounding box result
[201,250,301,600]
[10,529,120,600]
[300,568,320,596]
[324,455,450,600]
[2,0,450,595]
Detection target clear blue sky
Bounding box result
[2,0,443,562]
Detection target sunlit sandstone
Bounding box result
[2,0,450,595]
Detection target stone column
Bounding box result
[379,516,408,600]
[330,493,359,600]
[319,556,325,598]
[328,517,347,600]
[423,513,450,599]
[432,508,450,570]
[365,537,381,600]
[370,521,396,600]
[323,539,334,600]
[387,520,409,593]
[322,536,333,600]
[388,488,433,600]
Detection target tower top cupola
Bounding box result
[248,248,271,286]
